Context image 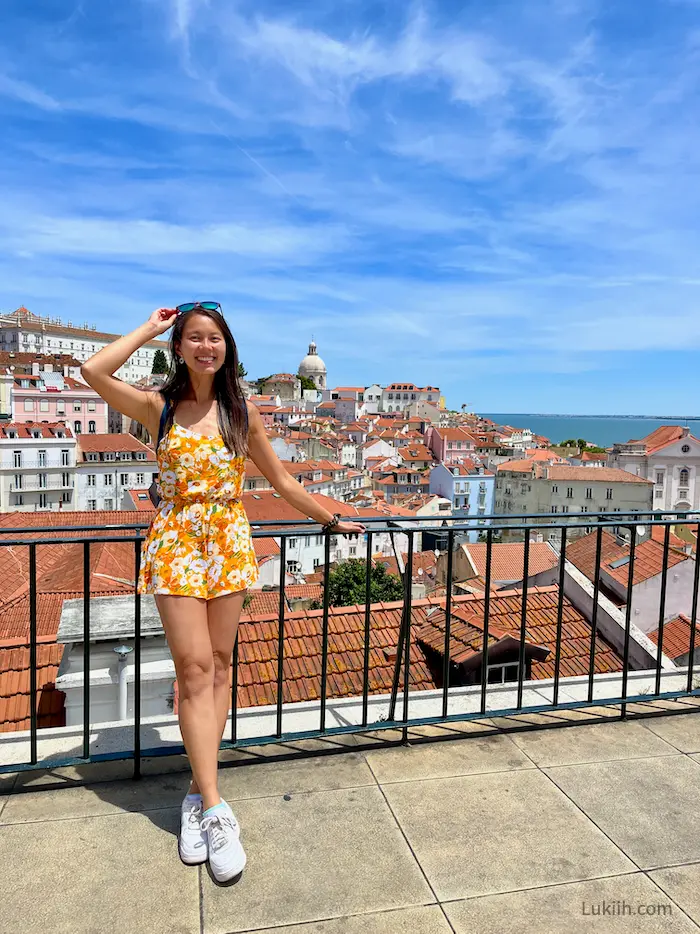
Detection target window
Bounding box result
[13,494,23,506]
[606,488,613,500]
[61,491,71,503]
[74,421,82,434]
[87,474,96,486]
[104,498,113,510]
[655,488,663,499]
[562,505,569,513]
[39,473,47,488]
[13,474,22,490]
[62,472,70,487]
[13,450,22,468]
[566,487,573,499]
[61,449,70,466]
[23,399,34,411]
[680,468,690,486]
[86,452,98,462]
[552,505,558,513]
[349,546,357,555]
[487,662,519,684]
[73,401,82,412]
[136,473,145,485]
[313,558,321,569]
[104,452,115,461]
[682,444,691,454]
[581,505,588,513]
[87,499,97,510]
[104,474,113,485]
[88,421,96,433]
[88,401,96,412]
[136,452,147,460]
[38,450,47,467]
[286,560,300,573]
[585,488,592,500]
[552,485,558,494]
[656,472,664,486]
[38,493,48,509]
[57,402,65,416]
[39,400,49,412]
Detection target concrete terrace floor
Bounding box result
[5,701,700,933]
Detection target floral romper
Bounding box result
[138,417,259,600]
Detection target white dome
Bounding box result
[298,340,327,388]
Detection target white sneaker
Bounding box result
[201,801,246,882]
[178,796,208,866]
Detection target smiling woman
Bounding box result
[79,301,365,882]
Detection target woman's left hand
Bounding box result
[333,521,367,535]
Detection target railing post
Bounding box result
[83,541,91,762]
[686,521,700,694]
[553,528,567,706]
[587,524,603,703]
[516,529,530,710]
[29,543,38,765]
[320,532,331,732]
[362,531,373,727]
[441,529,454,719]
[655,524,671,697]
[276,537,287,738]
[621,526,637,719]
[402,532,414,745]
[133,539,141,780]
[480,528,493,715]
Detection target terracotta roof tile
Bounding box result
[566,530,689,588]
[648,614,700,661]
[461,542,559,582]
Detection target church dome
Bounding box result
[298,340,327,390]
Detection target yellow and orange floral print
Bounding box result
[138,422,259,599]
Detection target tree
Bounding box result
[308,559,404,608]
[151,349,168,374]
[238,362,247,379]
[297,373,316,392]
[255,375,273,394]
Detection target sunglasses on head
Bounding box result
[175,302,222,314]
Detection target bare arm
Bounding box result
[80,308,176,439]
[246,403,365,533]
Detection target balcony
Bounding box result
[9,478,74,492]
[2,510,700,930]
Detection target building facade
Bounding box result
[429,461,495,542]
[0,307,168,383]
[11,369,108,435]
[381,383,440,413]
[0,421,76,512]
[76,435,157,511]
[608,426,700,512]
[495,462,653,538]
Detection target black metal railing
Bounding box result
[1,509,699,777]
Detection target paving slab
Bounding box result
[366,733,534,784]
[201,785,433,933]
[382,769,634,901]
[1,770,189,823]
[217,751,374,801]
[234,905,452,934]
[509,719,679,767]
[544,755,700,869]
[642,712,700,754]
[650,862,700,926]
[0,809,199,934]
[444,872,698,933]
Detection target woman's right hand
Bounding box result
[147,307,178,335]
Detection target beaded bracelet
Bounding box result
[321,512,341,533]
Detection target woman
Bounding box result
[81,303,365,882]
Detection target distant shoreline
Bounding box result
[480,413,699,421]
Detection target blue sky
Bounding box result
[1,0,700,414]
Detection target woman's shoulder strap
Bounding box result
[156,395,172,447]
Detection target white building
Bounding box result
[76,434,157,511]
[297,340,327,391]
[381,383,440,414]
[0,421,76,512]
[608,426,700,512]
[0,307,168,383]
[362,384,383,414]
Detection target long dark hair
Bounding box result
[159,308,248,457]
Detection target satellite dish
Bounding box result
[636,526,647,538]
[434,548,441,558]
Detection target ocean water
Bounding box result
[480,413,700,450]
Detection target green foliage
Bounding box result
[255,374,273,394]
[151,349,168,374]
[314,559,404,608]
[238,362,247,379]
[297,373,317,392]
[242,593,254,609]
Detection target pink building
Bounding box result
[12,367,108,435]
[425,425,478,465]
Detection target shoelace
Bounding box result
[184,803,202,829]
[201,812,238,851]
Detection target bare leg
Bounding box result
[156,594,221,811]
[188,590,246,796]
